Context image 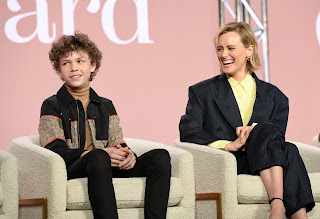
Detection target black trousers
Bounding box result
[233,122,315,217]
[67,148,171,219]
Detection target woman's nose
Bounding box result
[221,49,228,58]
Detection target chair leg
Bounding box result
[19,198,47,219]
[196,193,222,219]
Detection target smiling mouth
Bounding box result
[70,75,81,79]
[223,61,234,66]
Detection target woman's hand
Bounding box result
[226,125,255,152]
[226,137,244,152]
[236,126,254,145]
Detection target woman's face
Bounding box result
[216,31,253,80]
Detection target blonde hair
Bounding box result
[214,22,261,73]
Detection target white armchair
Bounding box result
[312,135,320,148]
[174,140,320,219]
[0,149,18,219]
[10,136,195,219]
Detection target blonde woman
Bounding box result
[179,22,314,218]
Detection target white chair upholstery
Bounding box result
[312,135,320,148]
[10,136,195,219]
[0,149,18,219]
[174,140,320,219]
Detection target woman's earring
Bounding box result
[246,56,250,62]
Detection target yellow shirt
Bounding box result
[208,73,257,151]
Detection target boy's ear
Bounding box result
[57,71,63,80]
[91,62,96,72]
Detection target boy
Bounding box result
[39,32,171,219]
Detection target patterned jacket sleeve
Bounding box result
[107,101,128,148]
[39,99,85,168]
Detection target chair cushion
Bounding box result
[309,173,320,202]
[237,173,320,204]
[66,177,183,210]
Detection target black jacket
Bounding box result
[39,85,127,167]
[179,73,289,145]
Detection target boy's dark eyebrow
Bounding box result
[60,56,88,62]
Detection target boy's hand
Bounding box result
[119,149,136,170]
[102,144,136,169]
[103,145,127,167]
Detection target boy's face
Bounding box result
[58,50,96,89]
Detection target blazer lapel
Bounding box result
[248,73,274,125]
[215,74,243,130]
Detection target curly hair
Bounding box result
[49,31,102,81]
[214,22,261,73]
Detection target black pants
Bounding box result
[233,122,315,217]
[67,148,171,219]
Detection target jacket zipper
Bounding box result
[87,101,95,148]
[76,100,81,146]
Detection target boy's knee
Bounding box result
[148,149,171,171]
[87,149,111,167]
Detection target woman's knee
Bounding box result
[284,142,300,157]
[249,122,284,145]
[256,122,280,135]
[281,142,305,171]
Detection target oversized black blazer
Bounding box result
[179,73,289,145]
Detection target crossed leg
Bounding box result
[260,166,285,219]
[260,165,308,219]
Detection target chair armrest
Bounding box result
[291,141,320,173]
[125,138,193,177]
[0,150,18,218]
[10,136,67,216]
[174,139,239,217]
[125,138,195,212]
[312,135,320,147]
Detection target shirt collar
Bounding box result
[57,85,102,107]
[227,73,254,93]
